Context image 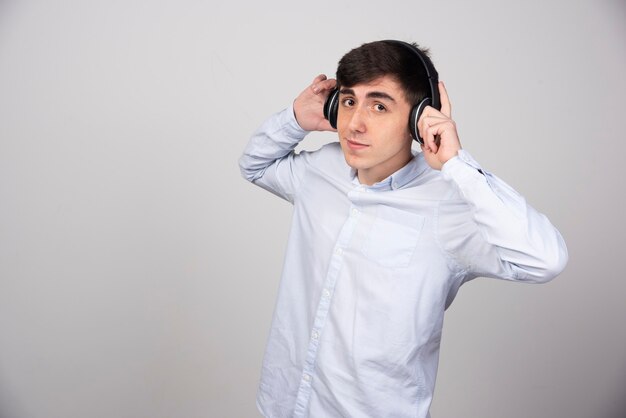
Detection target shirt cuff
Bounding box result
[441,149,486,186]
[284,103,311,138]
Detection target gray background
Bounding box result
[0,0,624,417]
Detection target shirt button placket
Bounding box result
[293,201,361,416]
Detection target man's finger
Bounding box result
[425,126,440,154]
[311,76,336,94]
[310,74,327,93]
[313,74,327,84]
[439,81,452,118]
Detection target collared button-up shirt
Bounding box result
[239,107,568,418]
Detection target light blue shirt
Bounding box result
[239,106,568,418]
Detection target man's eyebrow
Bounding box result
[366,91,396,102]
[339,88,396,102]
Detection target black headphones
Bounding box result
[323,40,440,145]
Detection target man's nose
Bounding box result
[348,106,367,132]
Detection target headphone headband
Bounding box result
[382,40,440,111]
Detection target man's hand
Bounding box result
[418,82,461,170]
[293,74,337,132]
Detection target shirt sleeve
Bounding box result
[238,105,313,203]
[438,150,568,284]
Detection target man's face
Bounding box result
[337,75,413,186]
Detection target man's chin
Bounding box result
[342,153,366,171]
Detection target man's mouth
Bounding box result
[346,139,370,150]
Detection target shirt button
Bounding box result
[312,330,319,340]
[351,208,359,217]
[335,247,343,256]
[303,373,311,382]
[323,289,331,299]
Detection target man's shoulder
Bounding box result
[317,141,342,155]
[301,141,344,164]
[297,141,351,183]
[401,159,463,202]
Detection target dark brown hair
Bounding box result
[336,40,434,106]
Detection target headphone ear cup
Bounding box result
[409,97,432,145]
[323,88,340,129]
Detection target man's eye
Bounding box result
[342,98,355,107]
[374,104,386,112]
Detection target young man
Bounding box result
[239,40,567,418]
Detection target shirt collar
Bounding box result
[350,150,428,191]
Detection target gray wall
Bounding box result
[0,0,624,417]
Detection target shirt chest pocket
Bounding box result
[360,206,425,268]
